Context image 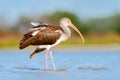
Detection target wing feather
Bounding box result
[19,26,61,49]
[19,31,33,45]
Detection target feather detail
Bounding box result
[30,48,45,59]
[19,25,62,49]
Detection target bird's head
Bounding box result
[60,17,84,43]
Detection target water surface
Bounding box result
[0,46,120,80]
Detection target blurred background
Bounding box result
[0,0,120,48]
[0,1,120,80]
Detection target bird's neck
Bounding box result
[60,24,71,39]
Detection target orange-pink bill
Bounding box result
[69,23,84,43]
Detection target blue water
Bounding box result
[0,47,120,80]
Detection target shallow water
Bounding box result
[0,47,120,80]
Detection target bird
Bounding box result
[19,17,84,71]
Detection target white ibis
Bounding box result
[19,18,84,70]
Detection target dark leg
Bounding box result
[30,47,45,59]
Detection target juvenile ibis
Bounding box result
[19,18,84,70]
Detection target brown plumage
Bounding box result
[19,18,84,70]
[30,48,45,59]
[19,25,62,58]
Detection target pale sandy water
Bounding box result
[0,46,120,80]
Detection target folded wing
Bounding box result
[19,26,61,49]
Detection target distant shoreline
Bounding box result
[0,44,120,52]
[54,44,120,52]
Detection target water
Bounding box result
[0,47,120,80]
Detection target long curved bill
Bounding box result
[69,23,84,43]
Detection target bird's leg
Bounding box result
[44,49,49,70]
[49,49,56,70]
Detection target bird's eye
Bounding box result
[67,20,71,24]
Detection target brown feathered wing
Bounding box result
[19,26,61,49]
